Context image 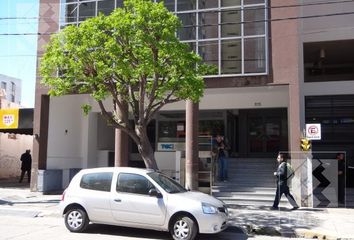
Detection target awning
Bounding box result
[0,108,33,135]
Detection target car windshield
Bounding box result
[147,172,187,194]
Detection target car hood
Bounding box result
[176,191,224,207]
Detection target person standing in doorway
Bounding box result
[19,149,32,183]
[337,152,345,204]
[271,152,299,210]
[214,134,230,182]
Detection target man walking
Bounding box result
[19,149,32,183]
[271,152,299,210]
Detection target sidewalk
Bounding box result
[0,180,61,218]
[229,205,354,239]
[1,182,354,239]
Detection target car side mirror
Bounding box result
[149,188,163,198]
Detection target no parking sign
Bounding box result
[306,123,321,140]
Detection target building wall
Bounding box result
[47,95,87,169]
[0,133,32,179]
[299,0,354,125]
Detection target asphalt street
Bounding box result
[0,215,251,240]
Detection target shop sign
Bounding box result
[0,109,19,129]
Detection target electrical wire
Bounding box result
[1,9,354,36]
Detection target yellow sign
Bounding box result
[0,109,19,129]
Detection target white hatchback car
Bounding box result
[60,167,229,240]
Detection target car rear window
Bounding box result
[80,172,113,192]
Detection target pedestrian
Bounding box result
[271,152,299,210]
[19,149,32,183]
[336,152,345,204]
[213,134,230,182]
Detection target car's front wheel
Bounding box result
[64,207,89,233]
[170,215,197,240]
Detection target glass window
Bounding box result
[221,9,241,37]
[80,172,113,192]
[198,0,218,9]
[221,39,241,74]
[157,0,175,11]
[221,0,241,7]
[98,0,115,16]
[116,173,154,195]
[116,0,124,8]
[244,0,265,5]
[198,41,218,71]
[244,37,266,73]
[244,7,265,36]
[198,11,218,39]
[177,0,196,11]
[177,13,196,40]
[1,82,6,91]
[148,172,186,193]
[64,3,78,23]
[63,0,77,3]
[78,1,96,21]
[185,41,196,53]
[159,121,178,140]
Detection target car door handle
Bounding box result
[114,198,122,202]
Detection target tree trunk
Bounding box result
[135,125,158,170]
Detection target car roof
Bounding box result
[78,167,156,175]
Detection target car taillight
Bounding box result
[61,190,66,201]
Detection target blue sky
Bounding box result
[0,0,39,107]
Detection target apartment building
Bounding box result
[33,0,354,206]
[0,74,22,107]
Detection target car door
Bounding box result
[78,171,113,223]
[110,172,167,226]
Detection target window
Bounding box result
[60,0,268,76]
[116,173,154,195]
[177,0,196,11]
[199,11,218,39]
[98,0,115,16]
[80,172,113,192]
[221,39,241,74]
[177,13,196,41]
[198,0,218,9]
[10,82,15,102]
[221,9,241,38]
[1,82,6,91]
[79,1,96,21]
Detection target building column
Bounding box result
[31,94,50,191]
[185,100,199,190]
[288,83,313,207]
[115,129,129,167]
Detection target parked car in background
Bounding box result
[60,167,229,240]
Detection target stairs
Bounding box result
[212,158,292,208]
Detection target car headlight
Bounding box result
[202,203,218,214]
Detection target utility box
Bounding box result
[37,169,63,193]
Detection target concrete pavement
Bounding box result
[0,181,353,239]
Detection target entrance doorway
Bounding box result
[239,109,288,158]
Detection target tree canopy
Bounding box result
[40,0,209,169]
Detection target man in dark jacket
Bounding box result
[271,152,299,210]
[19,149,32,183]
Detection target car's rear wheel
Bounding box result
[64,207,89,233]
[170,215,197,240]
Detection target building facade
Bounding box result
[0,74,22,107]
[34,0,354,205]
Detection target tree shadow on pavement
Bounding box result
[230,209,323,237]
